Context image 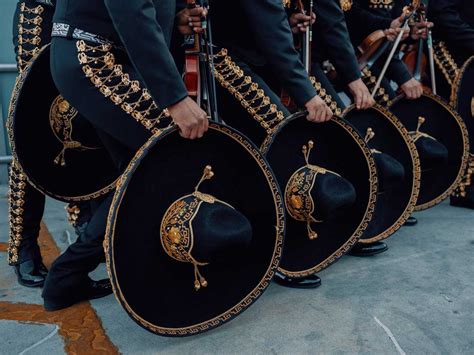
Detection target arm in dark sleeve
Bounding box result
[345,1,393,39]
[385,57,412,86]
[430,0,474,53]
[104,0,188,110]
[315,0,361,85]
[240,0,317,107]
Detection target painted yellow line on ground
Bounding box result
[0,222,119,354]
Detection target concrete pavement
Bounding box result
[0,184,473,354]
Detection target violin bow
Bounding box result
[371,0,421,97]
[423,0,437,94]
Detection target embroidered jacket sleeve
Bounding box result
[104,0,189,110]
[240,0,317,107]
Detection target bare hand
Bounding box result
[305,95,333,123]
[348,78,375,110]
[176,6,208,35]
[289,12,316,34]
[400,78,423,100]
[410,21,434,40]
[168,97,209,139]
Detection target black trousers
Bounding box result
[44,37,162,297]
[9,1,95,266]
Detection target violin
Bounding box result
[184,0,201,102]
[281,0,313,109]
[357,30,388,71]
[183,0,219,120]
[401,3,435,92]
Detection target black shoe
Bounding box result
[348,241,388,257]
[404,216,418,226]
[14,260,47,288]
[450,195,474,209]
[273,272,321,289]
[43,279,113,312]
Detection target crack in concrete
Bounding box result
[374,316,406,355]
[19,324,59,355]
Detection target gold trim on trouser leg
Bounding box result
[76,40,169,134]
[7,2,47,265]
[433,41,460,88]
[8,162,27,265]
[452,154,474,198]
[66,204,81,227]
[309,76,343,116]
[17,2,45,72]
[213,49,286,135]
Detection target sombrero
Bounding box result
[343,104,421,243]
[389,93,470,210]
[105,123,284,336]
[451,56,474,153]
[7,44,119,202]
[260,113,377,277]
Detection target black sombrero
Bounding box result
[451,56,474,155]
[389,93,470,210]
[260,113,377,277]
[343,104,421,244]
[7,44,119,202]
[105,123,284,336]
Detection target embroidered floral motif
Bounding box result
[76,40,169,134]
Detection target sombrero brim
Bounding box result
[7,44,119,202]
[451,55,474,154]
[261,113,377,277]
[343,104,420,243]
[105,123,284,336]
[389,93,470,210]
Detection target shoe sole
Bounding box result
[348,247,388,257]
[44,290,113,312]
[273,280,322,289]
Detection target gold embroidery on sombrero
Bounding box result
[76,40,169,134]
[408,116,437,143]
[369,0,393,9]
[364,127,383,154]
[49,95,100,167]
[285,141,340,240]
[213,48,286,134]
[7,163,27,265]
[160,166,232,291]
[309,77,343,116]
[16,2,44,72]
[433,41,460,87]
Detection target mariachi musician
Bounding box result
[9,0,93,288]
[285,0,404,257]
[344,0,430,100]
[429,0,474,209]
[209,0,364,289]
[40,0,211,311]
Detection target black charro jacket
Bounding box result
[344,0,412,85]
[209,0,317,107]
[311,0,361,85]
[429,0,474,62]
[53,0,188,111]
